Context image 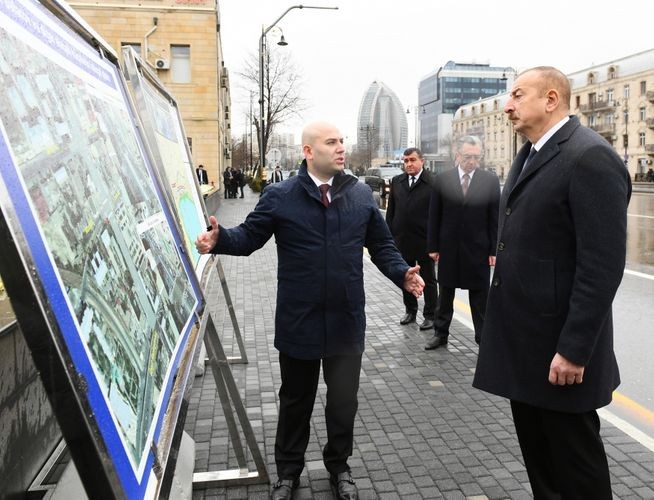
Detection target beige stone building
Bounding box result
[452,49,654,181]
[69,0,231,188]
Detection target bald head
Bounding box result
[301,121,345,181]
[302,121,341,148]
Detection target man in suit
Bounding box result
[386,148,437,330]
[271,164,284,183]
[196,164,208,185]
[196,122,425,500]
[473,67,631,498]
[426,136,500,348]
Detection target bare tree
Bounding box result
[239,47,306,177]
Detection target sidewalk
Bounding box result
[185,186,654,500]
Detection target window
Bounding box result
[623,85,630,99]
[608,66,617,80]
[575,95,580,108]
[640,107,646,121]
[121,42,141,57]
[640,132,646,146]
[641,81,647,95]
[171,45,191,83]
[607,89,614,102]
[587,72,595,85]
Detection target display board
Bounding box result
[0,0,202,496]
[122,47,210,277]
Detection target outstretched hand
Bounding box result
[403,265,425,298]
[195,215,219,254]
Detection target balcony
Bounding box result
[645,144,654,154]
[647,91,654,103]
[647,118,654,129]
[579,100,616,114]
[589,123,615,137]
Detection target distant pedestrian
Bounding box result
[235,167,246,198]
[195,121,424,500]
[270,164,284,184]
[426,136,500,348]
[386,147,438,331]
[196,164,208,185]
[223,167,233,199]
[473,66,631,498]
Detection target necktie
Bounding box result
[410,176,416,188]
[518,147,537,182]
[319,184,330,208]
[461,173,470,196]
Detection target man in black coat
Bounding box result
[196,122,425,500]
[196,164,208,185]
[386,147,437,330]
[426,136,500,348]
[473,67,631,498]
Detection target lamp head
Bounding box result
[277,35,288,46]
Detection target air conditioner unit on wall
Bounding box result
[155,58,169,70]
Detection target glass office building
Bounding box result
[419,61,513,155]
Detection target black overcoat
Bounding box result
[473,116,632,412]
[385,171,434,259]
[427,167,500,289]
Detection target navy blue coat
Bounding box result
[473,116,631,412]
[212,163,409,360]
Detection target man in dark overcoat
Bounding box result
[196,122,425,500]
[426,136,500,348]
[473,67,631,498]
[386,147,438,330]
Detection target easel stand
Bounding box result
[192,258,269,488]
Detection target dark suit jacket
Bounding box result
[196,168,208,185]
[427,167,500,289]
[473,116,632,412]
[385,171,433,259]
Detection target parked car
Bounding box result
[362,165,404,197]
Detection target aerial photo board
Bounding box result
[0,0,202,496]
[122,48,210,277]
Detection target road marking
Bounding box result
[598,407,654,453]
[624,268,654,281]
[453,298,654,453]
[628,213,654,219]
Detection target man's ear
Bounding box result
[303,144,312,159]
[545,88,560,112]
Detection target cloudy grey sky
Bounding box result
[219,0,650,145]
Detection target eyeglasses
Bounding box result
[460,154,483,162]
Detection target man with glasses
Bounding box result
[426,135,500,349]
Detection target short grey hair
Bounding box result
[456,135,483,153]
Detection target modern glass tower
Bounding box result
[419,61,514,155]
[357,81,408,160]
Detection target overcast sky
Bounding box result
[219,0,650,146]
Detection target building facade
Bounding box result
[357,81,408,164]
[419,61,514,158]
[451,49,654,181]
[69,0,231,189]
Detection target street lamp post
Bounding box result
[258,4,338,179]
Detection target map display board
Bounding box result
[122,48,209,277]
[0,0,202,496]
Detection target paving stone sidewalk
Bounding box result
[185,187,654,500]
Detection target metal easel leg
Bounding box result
[192,309,268,489]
